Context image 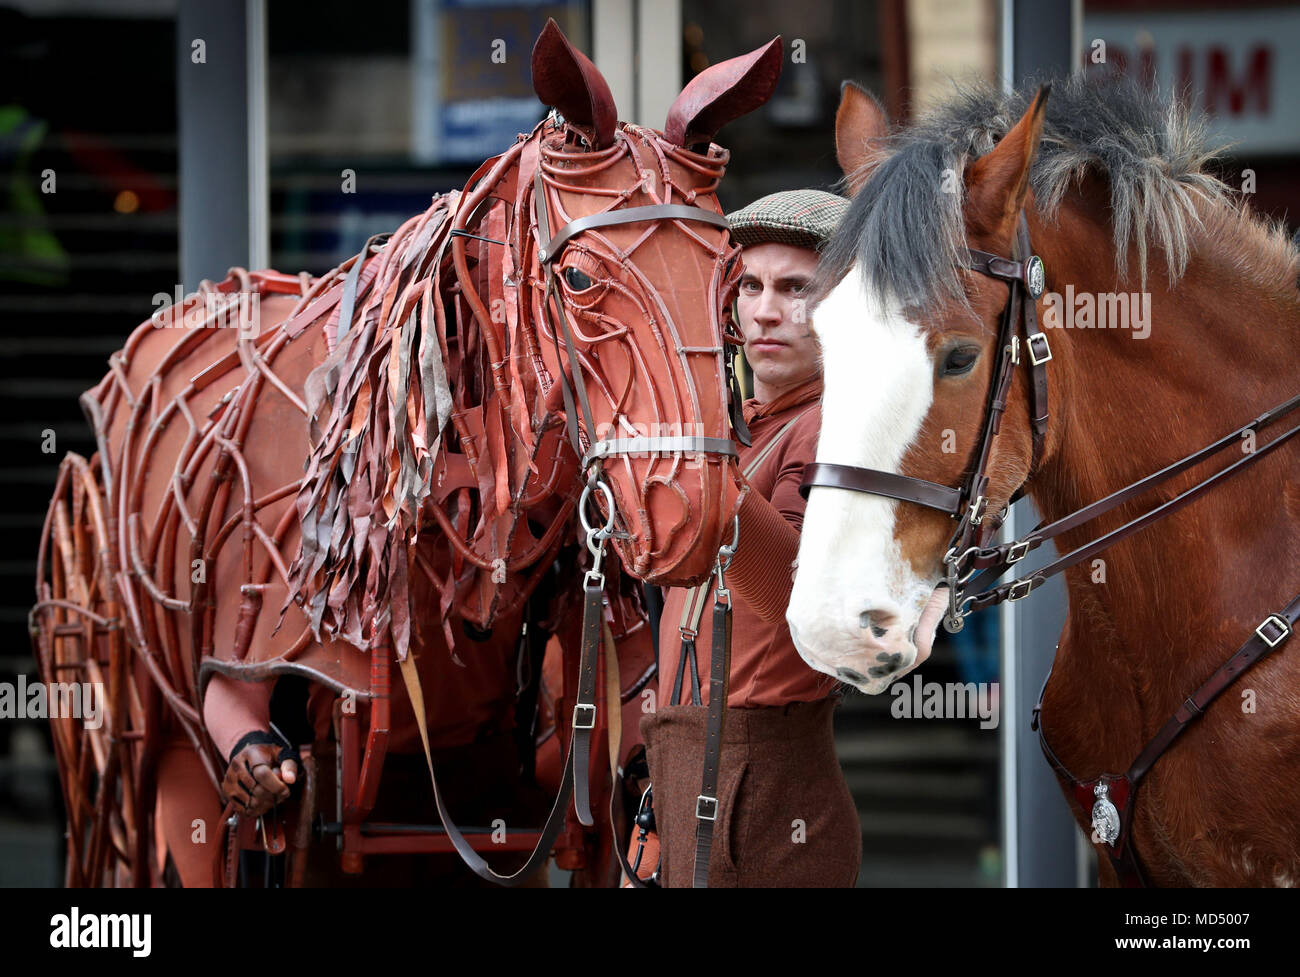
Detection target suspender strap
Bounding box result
[685,405,813,886]
[672,407,813,705]
[670,584,711,706]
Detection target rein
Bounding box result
[798,212,1300,886]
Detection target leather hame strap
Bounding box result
[674,407,814,705]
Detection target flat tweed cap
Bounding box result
[726,189,850,251]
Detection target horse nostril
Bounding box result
[859,608,896,639]
[868,652,904,678]
[837,668,867,684]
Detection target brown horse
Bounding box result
[31,20,782,887]
[788,77,1300,886]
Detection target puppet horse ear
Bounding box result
[663,36,783,148]
[531,18,618,149]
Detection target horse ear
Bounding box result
[664,37,783,148]
[531,18,618,149]
[836,81,890,196]
[965,85,1051,241]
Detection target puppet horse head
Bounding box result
[525,21,783,584]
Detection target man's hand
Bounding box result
[223,741,298,818]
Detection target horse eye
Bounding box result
[563,267,594,291]
[942,346,979,376]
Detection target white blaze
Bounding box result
[788,261,940,693]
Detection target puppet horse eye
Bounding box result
[563,267,594,291]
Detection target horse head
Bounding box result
[525,20,783,585]
[787,82,1051,693]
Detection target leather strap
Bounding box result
[537,203,730,264]
[692,588,732,888]
[966,413,1300,613]
[800,461,963,513]
[583,436,739,468]
[968,392,1300,577]
[1128,597,1299,784]
[678,406,809,886]
[1013,220,1050,472]
[394,571,604,884]
[676,409,810,707]
[1034,593,1299,887]
[534,169,600,458]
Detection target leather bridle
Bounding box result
[532,151,748,888]
[800,214,1052,634]
[797,212,1300,886]
[532,167,743,473]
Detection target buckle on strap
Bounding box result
[1255,614,1292,649]
[1007,577,1040,602]
[1026,332,1052,365]
[1006,540,1031,564]
[696,795,718,821]
[572,703,597,730]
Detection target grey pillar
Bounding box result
[177,0,267,291]
[999,0,1085,889]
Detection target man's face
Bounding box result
[736,241,822,396]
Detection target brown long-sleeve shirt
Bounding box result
[657,376,839,707]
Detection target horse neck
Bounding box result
[1026,195,1300,701]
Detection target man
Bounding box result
[638,189,859,887]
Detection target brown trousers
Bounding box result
[640,697,861,887]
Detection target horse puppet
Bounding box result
[30,20,783,887]
[790,77,1300,886]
